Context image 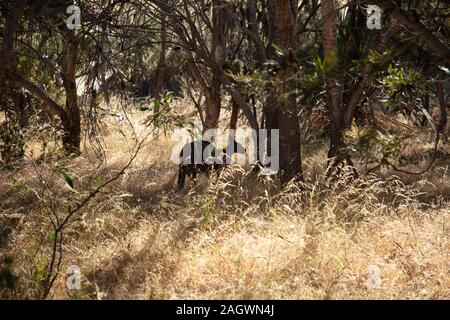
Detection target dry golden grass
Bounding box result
[0,99,449,300]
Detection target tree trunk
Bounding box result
[5,3,80,155]
[203,0,227,131]
[228,99,240,156]
[269,0,303,184]
[58,26,81,155]
[218,71,259,131]
[100,26,110,106]
[421,92,430,126]
[437,71,448,138]
[247,0,267,67]
[320,0,345,160]
[230,100,239,131]
[12,89,32,128]
[204,81,222,130]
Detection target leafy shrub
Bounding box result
[345,122,407,166]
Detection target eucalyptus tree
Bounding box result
[1,0,146,155]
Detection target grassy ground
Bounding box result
[0,99,449,300]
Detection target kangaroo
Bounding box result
[177,139,246,190]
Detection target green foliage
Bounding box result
[93,176,103,188]
[12,177,29,193]
[201,194,216,224]
[345,124,378,155]
[60,168,74,189]
[49,230,57,243]
[226,68,265,90]
[317,52,339,75]
[345,123,407,165]
[380,64,423,104]
[150,92,174,127]
[41,141,67,162]
[302,55,330,88]
[32,256,49,287]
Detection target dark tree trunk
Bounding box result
[230,100,239,131]
[247,0,267,67]
[4,2,80,156]
[437,72,448,138]
[320,0,345,161]
[12,89,32,128]
[100,26,110,106]
[204,80,222,130]
[59,26,81,155]
[269,0,303,185]
[203,0,227,131]
[421,92,430,126]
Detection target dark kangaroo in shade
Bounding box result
[177,139,246,190]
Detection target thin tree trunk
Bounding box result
[320,0,344,160]
[437,71,448,138]
[247,0,267,67]
[203,0,227,131]
[230,100,239,131]
[228,100,240,157]
[204,80,221,130]
[217,71,259,131]
[422,92,430,126]
[58,26,81,155]
[100,26,110,106]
